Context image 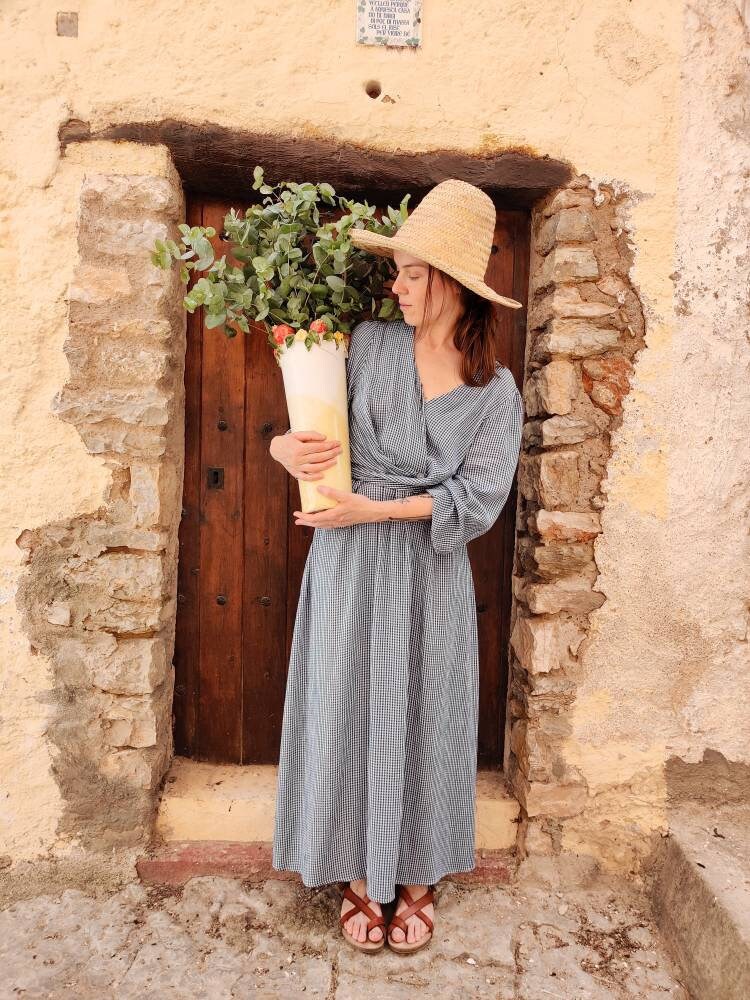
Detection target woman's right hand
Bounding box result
[269,431,343,481]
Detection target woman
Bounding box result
[269,179,524,954]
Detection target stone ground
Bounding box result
[0,858,691,1000]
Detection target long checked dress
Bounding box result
[271,318,524,904]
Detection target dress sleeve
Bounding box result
[425,375,524,554]
[345,319,378,396]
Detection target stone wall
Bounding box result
[506,174,648,860]
[14,172,186,850]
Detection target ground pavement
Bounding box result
[0,856,690,999]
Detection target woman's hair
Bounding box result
[419,265,509,386]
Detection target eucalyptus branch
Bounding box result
[149,165,409,359]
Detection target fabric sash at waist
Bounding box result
[351,478,429,502]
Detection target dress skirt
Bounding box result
[272,479,480,904]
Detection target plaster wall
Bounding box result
[557,1,750,866]
[0,1,747,864]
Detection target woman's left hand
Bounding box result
[293,486,385,528]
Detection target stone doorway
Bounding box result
[15,136,645,862]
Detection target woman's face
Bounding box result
[390,250,459,328]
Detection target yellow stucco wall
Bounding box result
[0,1,747,863]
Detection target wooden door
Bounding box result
[173,192,528,766]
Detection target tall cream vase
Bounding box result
[278,336,353,513]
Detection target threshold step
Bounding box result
[155,757,519,851]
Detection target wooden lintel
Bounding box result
[59,118,573,209]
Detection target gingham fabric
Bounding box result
[272,318,524,904]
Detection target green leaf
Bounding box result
[194,236,215,270]
[326,275,345,291]
[205,311,227,329]
[312,243,328,267]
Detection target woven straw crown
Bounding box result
[349,178,523,310]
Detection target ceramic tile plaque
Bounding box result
[356,0,422,48]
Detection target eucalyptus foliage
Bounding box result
[150,166,409,349]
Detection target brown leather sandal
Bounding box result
[339,885,387,953]
[386,885,435,954]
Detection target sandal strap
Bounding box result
[387,886,435,934]
[339,886,386,931]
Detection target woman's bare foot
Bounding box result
[388,884,434,945]
[340,878,384,943]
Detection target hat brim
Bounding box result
[349,229,524,310]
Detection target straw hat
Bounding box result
[349,178,523,310]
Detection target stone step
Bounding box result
[650,804,750,1000]
[136,839,514,888]
[155,756,519,850]
[142,756,520,887]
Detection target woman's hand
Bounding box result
[269,430,342,480]
[293,486,386,528]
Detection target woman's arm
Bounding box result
[424,380,524,553]
[381,493,434,522]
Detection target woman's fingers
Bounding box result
[296,456,339,480]
[301,439,341,453]
[304,449,341,467]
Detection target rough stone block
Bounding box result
[87,218,175,260]
[510,614,586,675]
[82,521,169,553]
[532,247,600,292]
[530,285,618,330]
[76,421,168,459]
[518,816,557,856]
[581,353,634,415]
[524,359,578,417]
[79,173,184,220]
[533,509,601,543]
[64,339,171,387]
[92,637,170,695]
[128,461,181,529]
[541,188,595,217]
[537,207,597,255]
[67,306,177,344]
[524,414,599,447]
[525,575,606,615]
[534,318,621,360]
[68,264,133,305]
[518,451,579,507]
[518,538,594,580]
[99,748,159,789]
[50,386,170,427]
[68,552,166,602]
[103,683,171,749]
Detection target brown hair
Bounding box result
[419,265,507,386]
